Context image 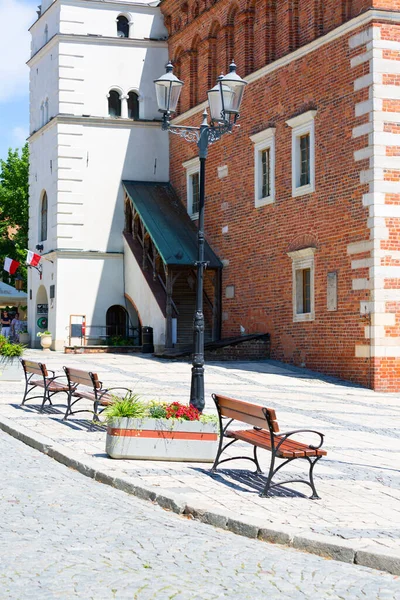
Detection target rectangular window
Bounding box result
[289,247,315,322]
[286,110,316,198]
[250,127,275,208]
[191,172,200,216]
[183,157,200,219]
[299,134,310,187]
[261,148,270,199]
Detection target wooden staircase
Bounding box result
[172,271,213,348]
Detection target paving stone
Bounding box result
[1,349,400,579]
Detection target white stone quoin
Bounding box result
[28,0,169,350]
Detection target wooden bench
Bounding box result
[63,367,132,422]
[21,360,69,411]
[212,394,327,499]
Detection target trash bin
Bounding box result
[141,326,154,353]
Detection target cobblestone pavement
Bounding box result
[0,350,400,571]
[1,430,400,600]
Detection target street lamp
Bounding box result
[155,61,247,412]
[14,274,24,291]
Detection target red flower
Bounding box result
[165,402,200,421]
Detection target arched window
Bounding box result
[127,91,139,119]
[40,192,48,242]
[117,15,129,38]
[108,90,121,117]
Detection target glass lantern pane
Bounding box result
[208,84,233,122]
[155,83,170,112]
[169,84,182,113]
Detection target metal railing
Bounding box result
[69,324,141,347]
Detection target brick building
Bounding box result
[159,0,400,391]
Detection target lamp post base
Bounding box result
[190,358,205,412]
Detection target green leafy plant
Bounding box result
[0,340,24,358]
[103,393,147,421]
[108,335,135,347]
[103,393,218,425]
[147,403,167,419]
[37,331,51,338]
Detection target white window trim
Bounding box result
[250,127,275,208]
[286,110,317,198]
[183,157,200,220]
[287,247,316,323]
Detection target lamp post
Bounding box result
[155,61,247,412]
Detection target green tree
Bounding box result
[0,144,29,287]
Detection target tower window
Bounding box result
[108,90,121,117]
[128,91,139,119]
[40,192,48,242]
[117,16,129,38]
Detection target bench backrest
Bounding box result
[213,394,279,433]
[63,367,101,389]
[21,359,48,378]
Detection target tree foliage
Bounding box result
[0,144,29,285]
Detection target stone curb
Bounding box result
[1,416,399,577]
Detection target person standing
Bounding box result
[1,311,11,339]
[11,312,21,342]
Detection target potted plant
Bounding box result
[105,395,218,462]
[19,329,30,345]
[37,330,52,351]
[0,335,24,381]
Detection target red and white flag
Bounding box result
[26,251,41,267]
[3,257,20,275]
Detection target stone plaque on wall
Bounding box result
[327,272,338,311]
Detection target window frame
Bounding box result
[287,247,316,323]
[250,127,275,208]
[286,110,317,198]
[183,157,200,220]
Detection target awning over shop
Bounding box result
[122,181,222,269]
[0,281,28,306]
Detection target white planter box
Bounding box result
[106,417,218,462]
[0,357,22,381]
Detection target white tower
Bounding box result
[28,0,168,349]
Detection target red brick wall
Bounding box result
[161,2,400,389]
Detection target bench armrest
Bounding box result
[47,369,56,376]
[275,429,325,451]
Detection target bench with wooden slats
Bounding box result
[63,367,132,422]
[21,360,68,411]
[211,394,327,499]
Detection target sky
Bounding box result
[0,0,38,162]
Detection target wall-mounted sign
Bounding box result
[37,317,48,329]
[37,304,48,315]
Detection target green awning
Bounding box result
[122,181,222,268]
